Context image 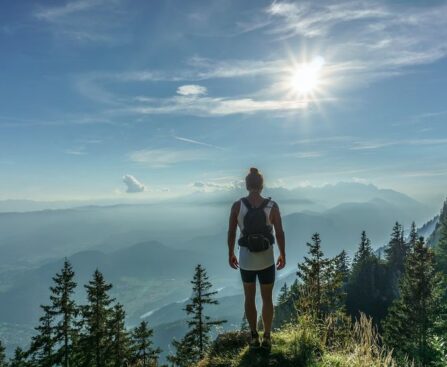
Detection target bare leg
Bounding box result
[260,283,274,335]
[242,282,257,332]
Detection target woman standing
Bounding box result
[227,168,286,349]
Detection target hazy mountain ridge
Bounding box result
[0,183,441,359]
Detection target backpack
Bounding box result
[238,197,275,252]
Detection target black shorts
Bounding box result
[240,264,275,285]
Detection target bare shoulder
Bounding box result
[270,200,280,212]
[231,200,241,214]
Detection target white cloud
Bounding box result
[129,148,209,168]
[176,85,207,96]
[122,174,145,193]
[69,1,447,117]
[191,179,244,192]
[263,1,447,74]
[129,95,309,117]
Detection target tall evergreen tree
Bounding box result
[28,305,55,367]
[0,340,7,367]
[346,231,388,323]
[79,269,114,367]
[273,280,300,329]
[49,259,78,367]
[353,231,372,264]
[334,250,350,285]
[130,321,160,367]
[168,264,226,365]
[323,254,346,314]
[383,237,447,366]
[9,347,27,367]
[277,283,289,304]
[434,199,447,275]
[297,233,330,318]
[408,221,418,249]
[385,222,407,296]
[108,304,131,367]
[167,335,197,367]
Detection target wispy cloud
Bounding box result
[126,95,310,117]
[285,151,324,159]
[64,148,87,155]
[34,0,130,43]
[128,148,210,168]
[69,1,447,118]
[262,0,447,74]
[34,0,103,21]
[350,138,447,150]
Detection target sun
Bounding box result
[289,56,325,96]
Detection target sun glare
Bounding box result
[289,56,325,96]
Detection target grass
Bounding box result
[198,314,401,367]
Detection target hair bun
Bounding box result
[249,167,259,174]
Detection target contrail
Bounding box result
[173,135,225,150]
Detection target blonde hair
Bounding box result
[245,167,264,191]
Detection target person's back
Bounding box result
[227,168,286,349]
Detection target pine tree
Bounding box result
[297,233,330,318]
[168,264,226,365]
[49,259,78,367]
[385,222,407,298]
[0,340,7,367]
[108,304,131,367]
[79,269,115,367]
[277,283,289,304]
[334,250,350,285]
[167,335,196,367]
[408,221,418,249]
[353,231,372,264]
[130,320,160,367]
[9,347,27,367]
[434,199,447,275]
[383,237,447,366]
[346,231,388,323]
[323,255,346,314]
[28,305,55,367]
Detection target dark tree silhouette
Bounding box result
[28,305,55,366]
[346,231,388,323]
[108,304,131,367]
[130,320,161,367]
[79,269,115,367]
[383,237,447,366]
[434,199,447,275]
[9,347,27,367]
[168,264,226,366]
[49,259,78,367]
[0,340,7,367]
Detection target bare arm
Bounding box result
[271,203,286,270]
[227,201,240,269]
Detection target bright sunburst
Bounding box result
[289,56,325,96]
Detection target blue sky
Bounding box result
[1,0,447,203]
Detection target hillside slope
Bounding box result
[198,316,396,367]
